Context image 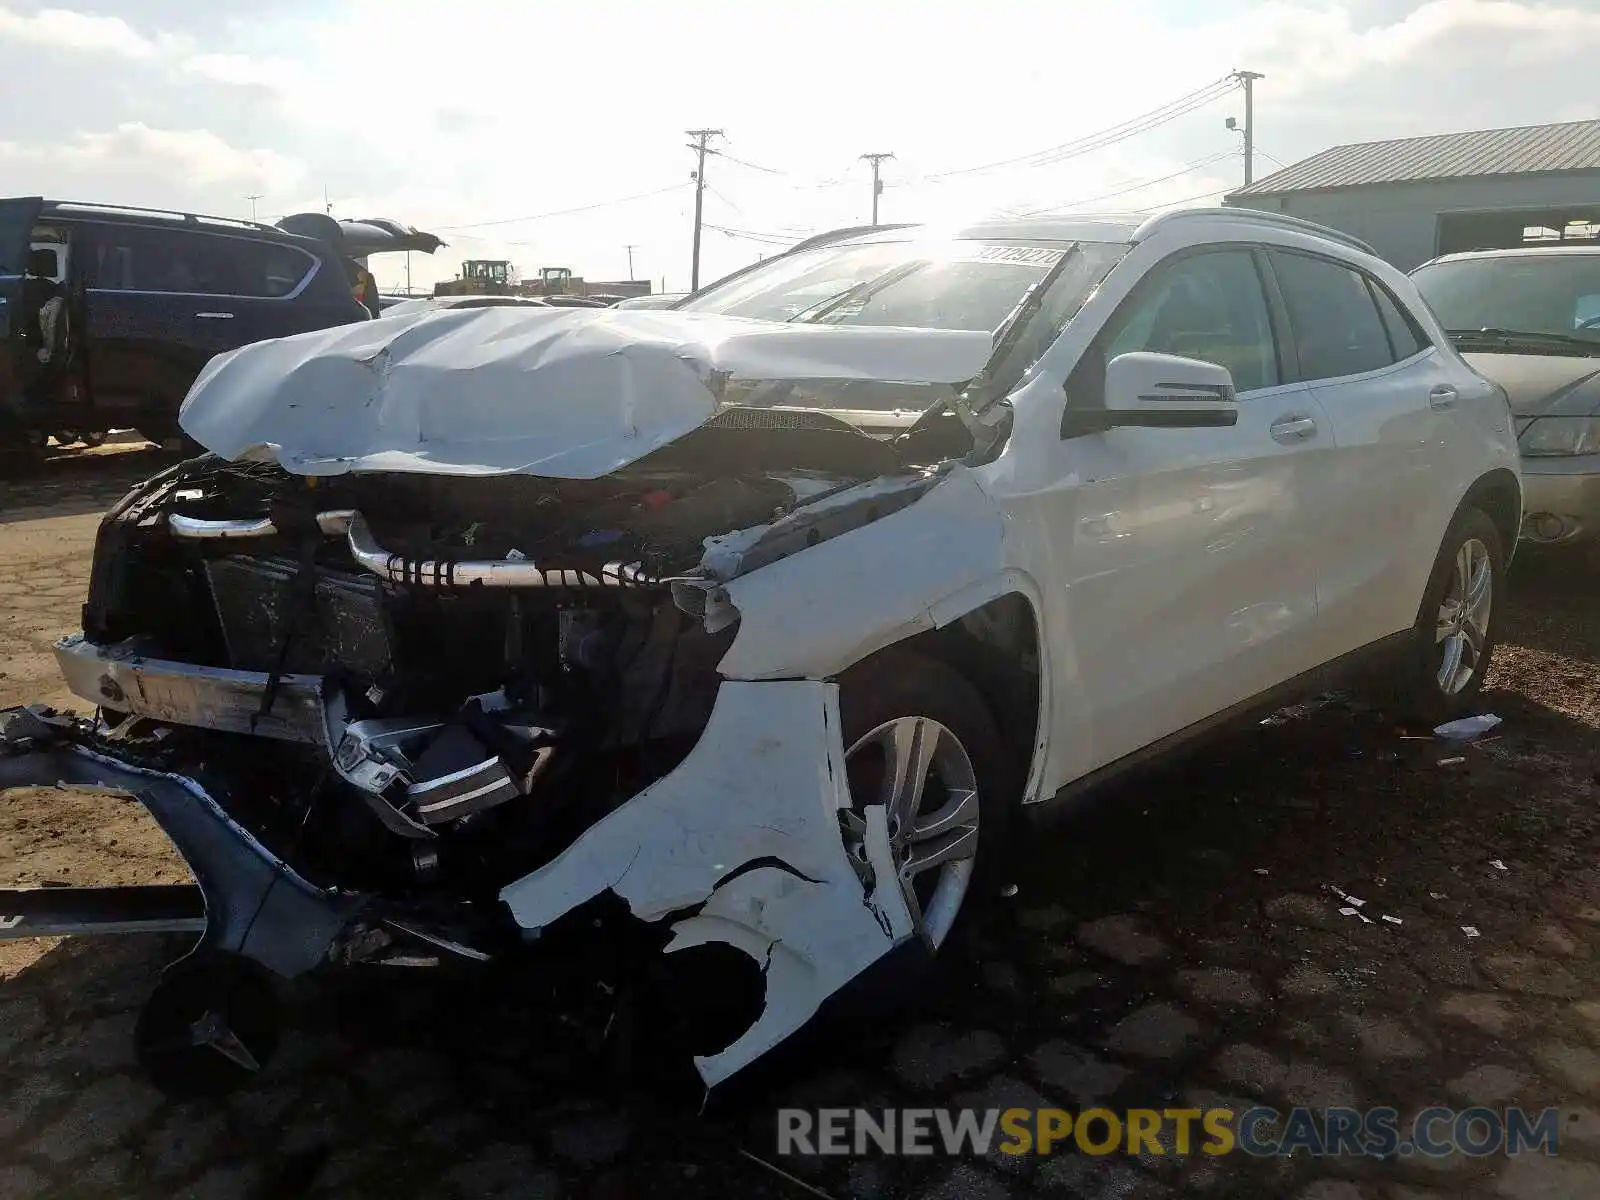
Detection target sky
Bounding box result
[2,0,1598,293]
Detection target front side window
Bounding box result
[1098,249,1280,392]
[1270,251,1396,381]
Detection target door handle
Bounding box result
[1269,415,1318,444]
[1429,385,1457,410]
[195,312,235,319]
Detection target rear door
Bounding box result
[0,197,44,423]
[213,235,356,339]
[1265,248,1466,660]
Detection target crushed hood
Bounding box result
[179,307,994,479]
[1464,352,1600,419]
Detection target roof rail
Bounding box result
[787,223,915,253]
[44,200,287,238]
[1133,206,1379,257]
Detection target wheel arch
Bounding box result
[1457,467,1522,565]
[835,587,1049,807]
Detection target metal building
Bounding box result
[1223,118,1600,269]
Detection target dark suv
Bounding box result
[1,198,373,447]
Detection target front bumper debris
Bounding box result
[0,707,361,975]
[500,678,918,1086]
[54,635,325,743]
[1,678,923,1091]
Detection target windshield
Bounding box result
[679,235,1127,425]
[682,238,1083,333]
[1413,254,1600,349]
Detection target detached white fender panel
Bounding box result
[715,465,1016,681]
[498,680,914,1086]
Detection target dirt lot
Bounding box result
[2,445,1600,1199]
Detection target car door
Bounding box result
[1046,246,1333,778]
[1264,249,1465,662]
[194,232,330,343]
[0,196,44,424]
[81,220,216,433]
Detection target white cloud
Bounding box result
[182,51,301,91]
[0,123,306,195]
[0,5,158,57]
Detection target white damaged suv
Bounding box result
[0,208,1520,1097]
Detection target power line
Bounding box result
[918,75,1238,181]
[1031,87,1237,170]
[705,222,802,247]
[1017,150,1241,215]
[1130,185,1233,214]
[705,183,748,216]
[713,148,854,189]
[437,183,688,230]
[711,149,786,176]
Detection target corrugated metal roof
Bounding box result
[1230,118,1600,197]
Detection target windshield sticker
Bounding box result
[955,245,1066,266]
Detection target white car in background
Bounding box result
[0,208,1519,1098]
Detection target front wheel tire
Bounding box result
[837,651,1012,952]
[1386,507,1504,726]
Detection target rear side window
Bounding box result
[85,224,313,298]
[1270,251,1395,381]
[1367,280,1429,360]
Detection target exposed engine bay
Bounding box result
[77,454,918,896]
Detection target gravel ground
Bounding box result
[1,444,1599,1199]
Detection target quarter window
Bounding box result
[1367,279,1429,360]
[1098,250,1280,392]
[86,224,312,298]
[1270,251,1395,381]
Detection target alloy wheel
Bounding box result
[1436,536,1492,695]
[843,715,981,949]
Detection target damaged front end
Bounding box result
[3,310,995,1095]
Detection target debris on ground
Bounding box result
[1434,714,1503,741]
[1462,926,1481,938]
[1490,859,1508,872]
[1438,756,1467,766]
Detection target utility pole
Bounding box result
[324,184,333,215]
[245,194,262,222]
[625,244,638,280]
[1230,70,1264,186]
[686,129,723,292]
[860,152,894,226]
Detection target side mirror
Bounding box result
[1062,351,1240,437]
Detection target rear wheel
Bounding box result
[1383,507,1504,726]
[837,651,1012,951]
